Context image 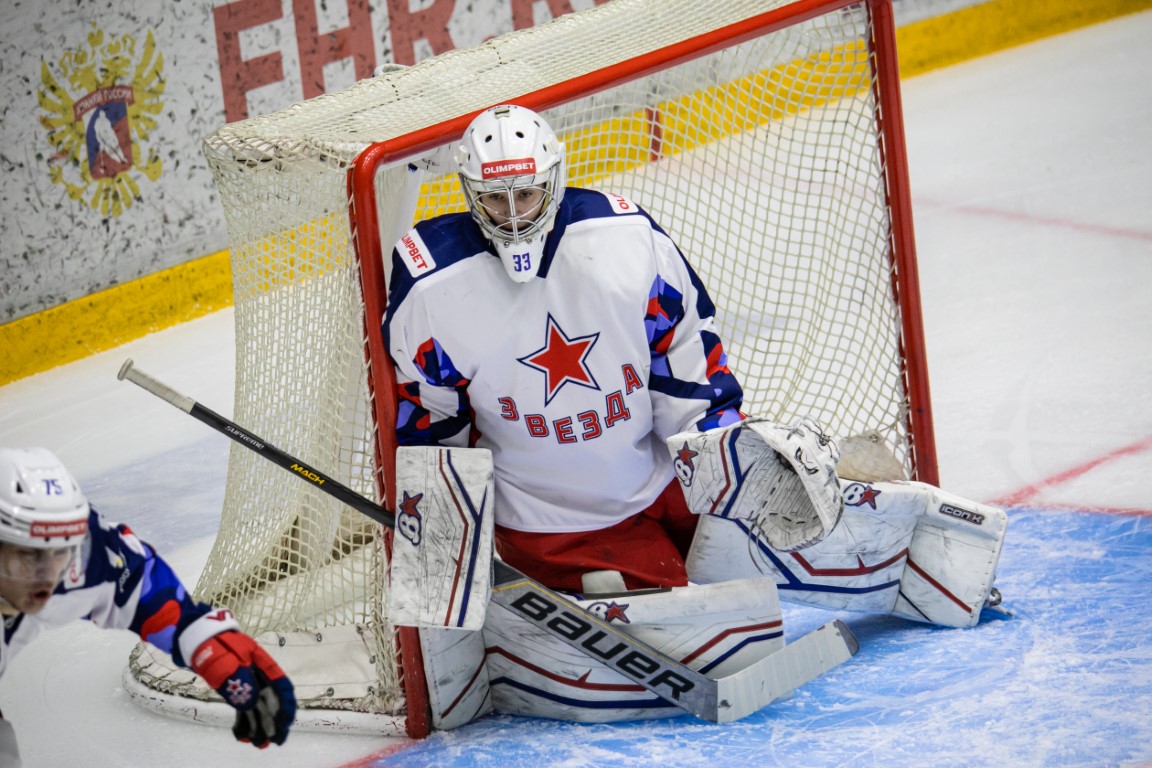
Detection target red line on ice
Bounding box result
[331,740,415,768]
[1013,501,1152,519]
[992,435,1152,515]
[924,199,1152,242]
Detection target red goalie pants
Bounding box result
[494,480,699,592]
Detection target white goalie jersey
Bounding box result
[383,188,744,534]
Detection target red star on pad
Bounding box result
[604,601,630,623]
[517,314,600,405]
[399,491,423,517]
[856,485,881,509]
[676,443,698,471]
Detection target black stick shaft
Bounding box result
[117,358,394,529]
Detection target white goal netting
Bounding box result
[125,0,931,736]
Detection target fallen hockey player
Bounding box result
[0,448,296,764]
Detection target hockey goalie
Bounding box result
[380,105,1009,728]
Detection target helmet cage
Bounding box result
[460,164,563,249]
[455,104,566,283]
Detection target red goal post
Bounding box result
[124,0,936,742]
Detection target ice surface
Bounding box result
[1,12,1150,767]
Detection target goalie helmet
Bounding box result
[0,447,90,551]
[456,104,566,283]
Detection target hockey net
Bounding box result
[124,0,934,738]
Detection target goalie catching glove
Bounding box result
[178,610,297,748]
[668,416,844,551]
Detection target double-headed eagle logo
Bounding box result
[38,25,165,217]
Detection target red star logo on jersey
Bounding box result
[517,314,600,405]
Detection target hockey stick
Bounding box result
[118,358,858,723]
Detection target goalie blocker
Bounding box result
[669,418,1008,628]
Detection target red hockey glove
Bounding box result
[191,630,297,748]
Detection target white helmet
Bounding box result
[456,104,566,283]
[0,447,90,550]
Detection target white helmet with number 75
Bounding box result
[0,447,90,551]
[0,447,90,613]
[456,104,566,283]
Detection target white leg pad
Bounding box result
[482,577,784,722]
[420,627,494,730]
[390,446,495,631]
[687,480,1007,628]
[893,487,1008,628]
[687,480,922,613]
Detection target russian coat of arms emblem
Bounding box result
[38,25,165,218]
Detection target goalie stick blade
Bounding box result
[836,619,861,656]
[713,619,859,723]
[490,560,722,720]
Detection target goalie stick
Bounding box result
[117,357,859,724]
